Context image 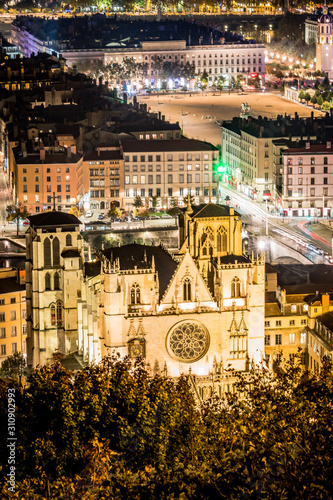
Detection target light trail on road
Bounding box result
[218,184,328,262]
[297,221,332,249]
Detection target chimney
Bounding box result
[322,293,330,313]
[305,142,310,149]
[17,269,25,285]
[327,141,331,149]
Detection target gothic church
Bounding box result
[26,203,265,379]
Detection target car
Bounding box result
[98,214,106,220]
[23,219,30,226]
[161,213,172,218]
[85,211,93,218]
[149,215,160,219]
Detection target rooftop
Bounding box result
[103,244,178,299]
[190,203,238,219]
[28,211,81,228]
[0,277,25,294]
[83,149,122,162]
[121,138,217,152]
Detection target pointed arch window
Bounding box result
[217,226,227,253]
[44,238,51,268]
[45,273,51,290]
[56,301,62,325]
[66,234,72,246]
[53,237,60,267]
[201,226,214,256]
[183,277,192,301]
[50,304,56,325]
[54,272,60,290]
[231,277,241,298]
[130,283,141,304]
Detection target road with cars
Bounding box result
[82,211,177,231]
[218,183,333,264]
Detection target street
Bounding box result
[218,183,333,263]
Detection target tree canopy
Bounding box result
[1,354,333,498]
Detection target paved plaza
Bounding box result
[138,92,323,146]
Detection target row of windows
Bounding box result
[129,278,197,304]
[124,187,217,198]
[0,343,18,356]
[0,298,17,305]
[22,167,71,174]
[265,331,307,346]
[89,161,119,166]
[124,154,213,162]
[125,164,210,172]
[125,173,209,185]
[90,169,119,176]
[287,188,328,198]
[108,52,262,62]
[288,178,329,185]
[0,311,21,322]
[23,185,71,193]
[287,157,329,166]
[288,166,329,174]
[22,176,71,183]
[45,273,60,291]
[265,319,307,327]
[0,326,20,338]
[43,235,73,268]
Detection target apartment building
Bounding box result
[14,146,82,214]
[79,147,123,210]
[121,139,219,210]
[282,142,333,217]
[264,262,333,373]
[265,288,309,370]
[103,40,265,86]
[221,114,318,202]
[0,268,26,366]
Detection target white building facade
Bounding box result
[282,142,333,217]
[316,7,333,79]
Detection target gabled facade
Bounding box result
[26,203,266,385]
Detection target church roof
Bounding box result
[215,254,251,264]
[103,244,178,298]
[189,203,239,219]
[28,211,81,228]
[61,248,81,258]
[85,261,101,277]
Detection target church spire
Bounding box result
[186,194,193,215]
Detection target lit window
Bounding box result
[130,283,141,305]
[231,277,241,298]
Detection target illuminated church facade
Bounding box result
[26,203,265,383]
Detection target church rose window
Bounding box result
[167,321,209,362]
